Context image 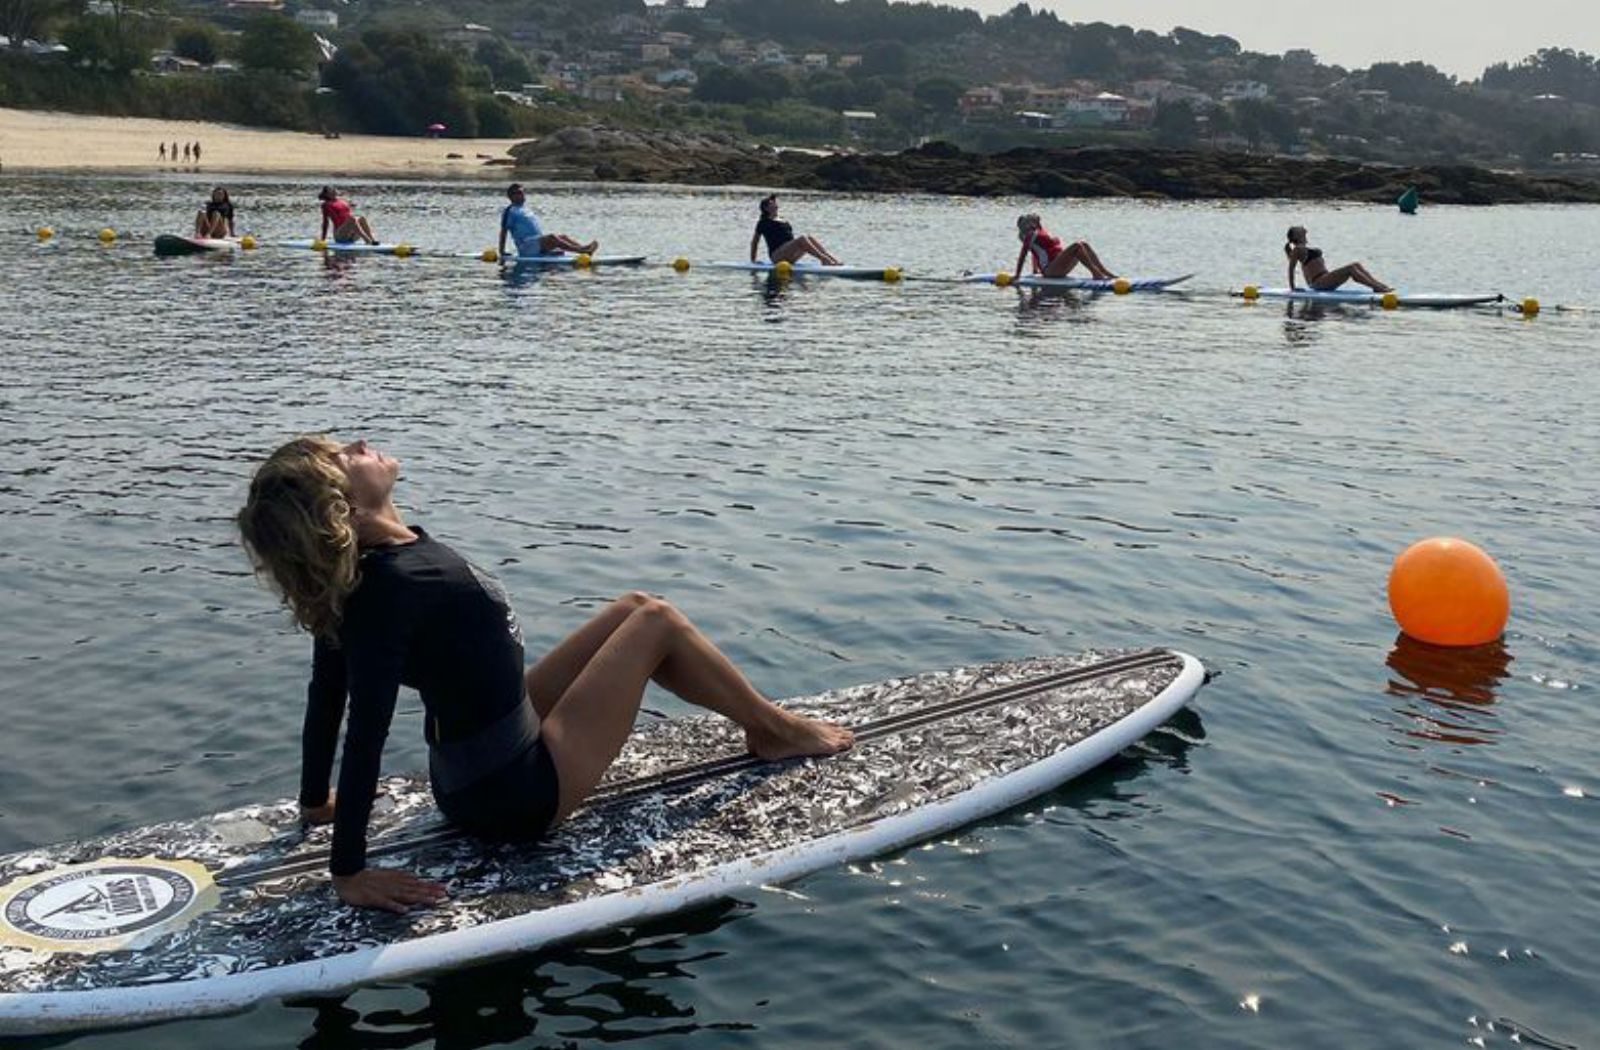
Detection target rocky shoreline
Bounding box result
[511,126,1600,205]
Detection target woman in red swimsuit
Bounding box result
[1013,213,1116,280]
[317,186,379,245]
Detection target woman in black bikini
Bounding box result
[1285,225,1391,292]
[749,195,842,267]
[239,436,853,913]
[194,187,236,239]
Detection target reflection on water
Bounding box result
[1383,634,1512,748]
[293,904,751,1050]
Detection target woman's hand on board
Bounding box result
[333,868,449,913]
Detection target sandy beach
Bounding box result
[0,108,524,177]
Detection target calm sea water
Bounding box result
[0,174,1595,1049]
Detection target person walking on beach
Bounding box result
[193,142,202,165]
[183,143,192,163]
[171,141,179,163]
[1013,213,1117,280]
[498,183,597,260]
[159,143,167,162]
[750,194,842,266]
[195,186,236,239]
[237,436,853,912]
[1285,225,1392,292]
[317,186,379,245]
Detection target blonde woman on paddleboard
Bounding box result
[239,437,852,913]
[750,195,842,266]
[1013,213,1117,280]
[1285,225,1391,292]
[317,186,379,245]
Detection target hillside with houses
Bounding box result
[2,0,1599,172]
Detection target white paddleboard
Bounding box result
[507,253,647,267]
[0,648,1203,1035]
[965,272,1193,292]
[277,240,407,255]
[1242,287,1503,308]
[707,261,901,279]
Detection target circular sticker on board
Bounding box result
[0,857,216,955]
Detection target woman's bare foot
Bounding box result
[746,709,854,761]
[583,241,599,254]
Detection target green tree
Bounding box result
[321,30,478,136]
[913,76,964,116]
[1152,99,1197,145]
[0,0,74,46]
[861,39,908,77]
[239,14,319,75]
[61,13,153,73]
[475,37,532,90]
[172,21,223,66]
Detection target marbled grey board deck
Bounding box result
[0,648,1194,1019]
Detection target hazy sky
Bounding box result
[921,1,1599,79]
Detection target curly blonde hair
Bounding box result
[238,435,360,639]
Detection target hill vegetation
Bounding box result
[1,0,1599,175]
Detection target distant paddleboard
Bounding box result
[277,240,406,255]
[152,235,238,257]
[508,253,647,267]
[0,648,1203,1035]
[965,273,1193,292]
[708,261,901,280]
[1242,288,1503,308]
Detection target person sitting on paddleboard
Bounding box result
[749,195,842,267]
[194,186,235,239]
[238,437,853,913]
[1013,214,1116,280]
[498,184,598,261]
[1285,225,1391,293]
[317,186,379,246]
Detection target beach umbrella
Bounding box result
[427,123,447,133]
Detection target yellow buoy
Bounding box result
[394,244,415,258]
[575,253,593,269]
[36,226,55,241]
[1112,278,1131,295]
[240,235,258,250]
[481,247,499,263]
[883,266,902,283]
[773,260,793,279]
[994,271,1013,288]
[1241,285,1259,300]
[1519,297,1540,317]
[98,227,117,244]
[311,239,328,252]
[672,257,691,273]
[1381,292,1400,310]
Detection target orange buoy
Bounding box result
[1387,537,1509,647]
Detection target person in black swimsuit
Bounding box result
[1285,225,1391,292]
[749,195,842,267]
[238,436,853,913]
[194,187,235,239]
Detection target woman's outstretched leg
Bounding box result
[1351,263,1391,292]
[1075,241,1117,279]
[803,236,842,266]
[539,596,853,821]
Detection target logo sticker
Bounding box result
[0,858,216,955]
